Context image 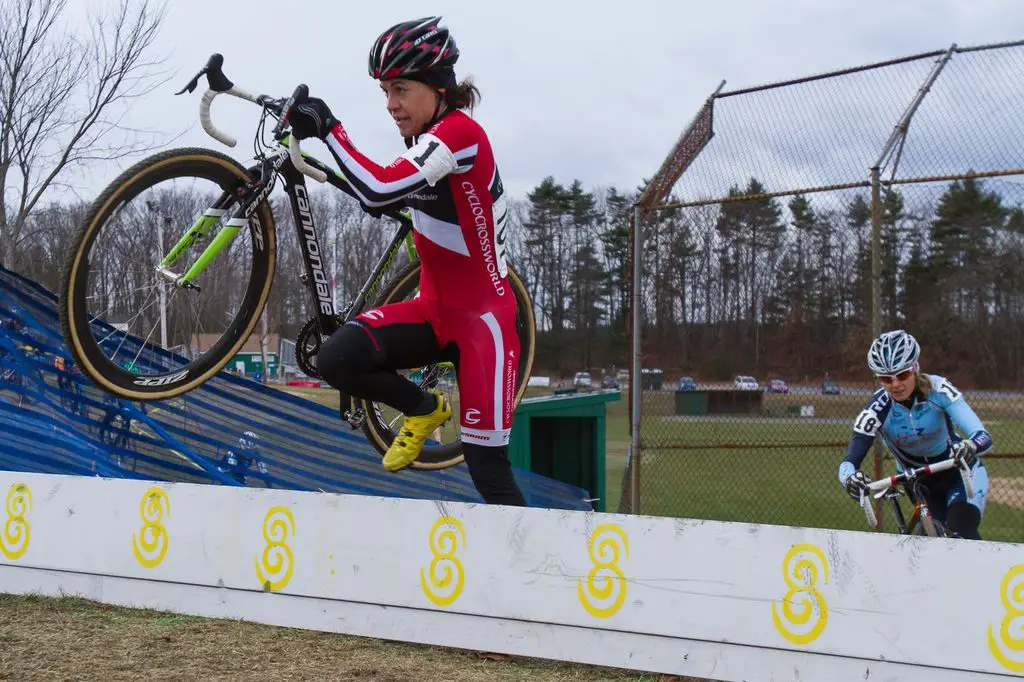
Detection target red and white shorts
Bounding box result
[355,296,519,447]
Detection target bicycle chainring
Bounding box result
[295,317,328,379]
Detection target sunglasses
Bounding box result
[876,369,914,384]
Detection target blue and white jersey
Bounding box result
[838,374,992,486]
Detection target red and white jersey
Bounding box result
[325,110,512,313]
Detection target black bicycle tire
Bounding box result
[359,261,536,469]
[60,148,276,400]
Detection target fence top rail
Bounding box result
[716,39,1024,99]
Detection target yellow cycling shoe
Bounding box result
[382,392,452,472]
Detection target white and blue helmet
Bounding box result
[867,330,920,375]
[239,430,260,451]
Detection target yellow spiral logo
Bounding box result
[420,516,466,607]
[254,506,295,591]
[988,564,1024,672]
[1,483,32,560]
[577,523,629,618]
[772,543,829,645]
[131,488,170,568]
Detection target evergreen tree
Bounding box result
[600,188,632,327]
[928,177,1004,322]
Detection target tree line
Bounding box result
[516,174,1024,388]
[7,173,1024,389]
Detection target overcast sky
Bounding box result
[65,0,1024,203]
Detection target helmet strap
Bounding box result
[415,89,447,137]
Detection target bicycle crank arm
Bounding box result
[338,393,365,430]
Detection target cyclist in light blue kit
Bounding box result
[839,330,991,539]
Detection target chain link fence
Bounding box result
[621,41,1024,543]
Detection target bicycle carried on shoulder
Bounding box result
[59,54,536,469]
[857,457,975,537]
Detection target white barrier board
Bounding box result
[1,472,1021,681]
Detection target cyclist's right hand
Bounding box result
[289,97,338,140]
[845,471,872,501]
[951,439,978,469]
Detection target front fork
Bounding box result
[915,499,937,530]
[157,205,236,288]
[155,169,272,289]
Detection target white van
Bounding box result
[573,371,593,390]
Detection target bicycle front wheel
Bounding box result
[60,148,276,400]
[360,262,536,469]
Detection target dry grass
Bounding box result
[0,594,700,682]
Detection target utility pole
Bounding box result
[146,201,169,350]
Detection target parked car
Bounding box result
[766,378,789,394]
[600,374,619,389]
[677,376,697,391]
[573,371,593,391]
[821,378,841,395]
[733,375,759,390]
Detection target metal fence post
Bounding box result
[630,204,643,515]
[869,166,885,531]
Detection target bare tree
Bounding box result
[0,0,168,269]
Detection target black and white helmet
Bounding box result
[867,330,920,374]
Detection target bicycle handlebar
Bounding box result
[198,86,259,147]
[865,457,960,493]
[859,456,975,530]
[178,54,327,183]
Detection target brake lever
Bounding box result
[175,67,205,96]
[175,53,234,95]
[272,84,309,140]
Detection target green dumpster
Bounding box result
[509,390,620,512]
[674,390,709,415]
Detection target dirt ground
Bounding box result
[0,594,700,682]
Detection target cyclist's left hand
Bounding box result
[951,439,977,469]
[288,97,338,140]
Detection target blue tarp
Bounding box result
[0,265,591,511]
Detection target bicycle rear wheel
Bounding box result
[60,148,276,400]
[360,262,536,469]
